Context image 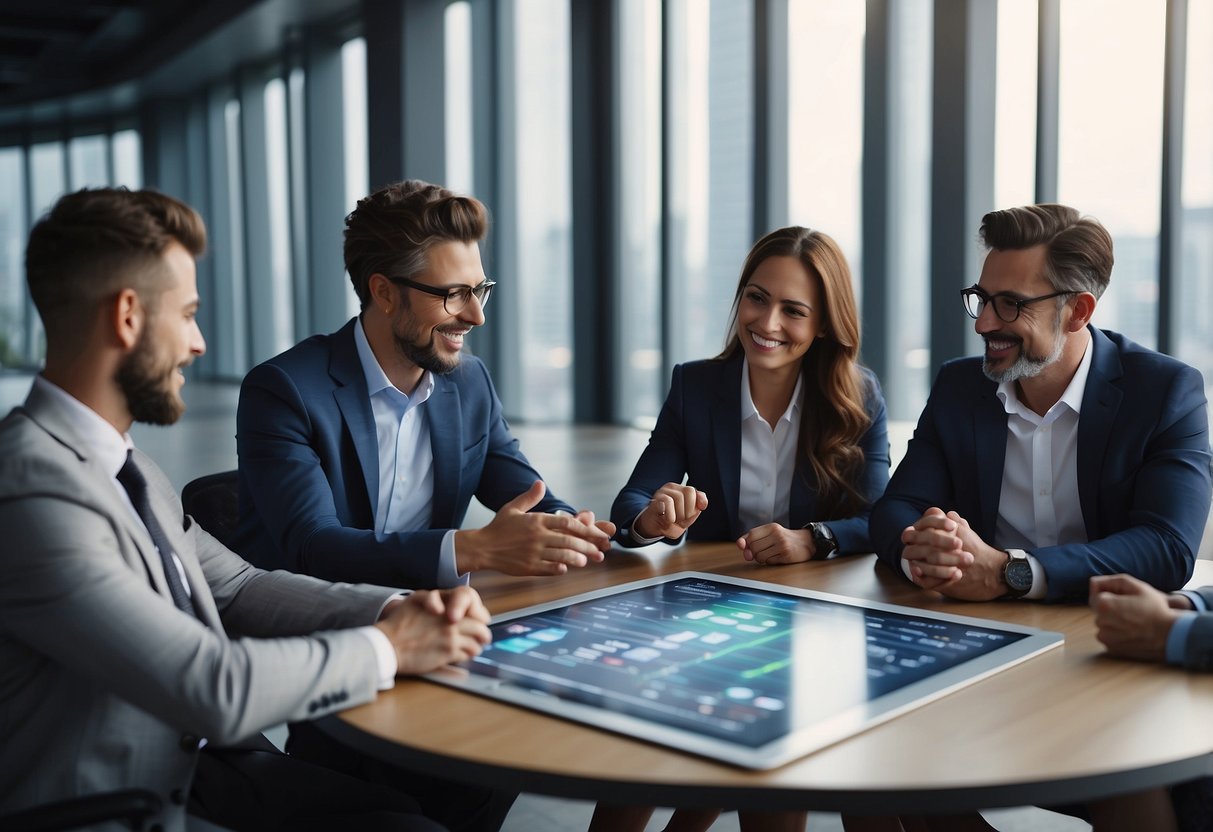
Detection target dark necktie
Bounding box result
[116,450,197,618]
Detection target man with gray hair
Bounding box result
[870,203,1211,604]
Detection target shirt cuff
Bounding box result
[900,556,914,581]
[1178,590,1208,612]
[441,529,470,587]
[626,510,664,545]
[358,625,399,690]
[1166,611,1199,666]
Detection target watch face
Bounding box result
[1005,559,1033,593]
[812,524,837,555]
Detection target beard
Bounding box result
[981,313,1065,383]
[116,329,186,426]
[391,310,462,376]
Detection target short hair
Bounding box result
[25,187,207,339]
[343,180,489,308]
[979,204,1114,299]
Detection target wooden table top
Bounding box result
[320,546,1213,813]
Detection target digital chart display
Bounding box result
[428,573,1063,769]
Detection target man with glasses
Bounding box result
[870,203,1211,604]
[234,180,612,831]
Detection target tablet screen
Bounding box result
[428,572,1063,769]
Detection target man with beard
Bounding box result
[869,203,1211,603]
[0,186,493,831]
[233,179,613,831]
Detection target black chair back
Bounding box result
[181,470,240,550]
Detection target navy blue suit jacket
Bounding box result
[233,318,572,589]
[611,356,890,554]
[869,327,1212,602]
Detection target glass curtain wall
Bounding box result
[1179,0,1213,402]
[884,0,933,420]
[112,129,142,188]
[1057,0,1166,348]
[614,0,663,424]
[0,148,26,368]
[666,0,754,369]
[787,0,865,289]
[342,36,369,321]
[264,77,295,358]
[994,0,1037,211]
[512,0,573,422]
[445,0,475,196]
[68,134,109,190]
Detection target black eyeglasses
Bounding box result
[387,276,495,314]
[960,285,1076,323]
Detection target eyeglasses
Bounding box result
[960,285,1076,323]
[387,276,495,314]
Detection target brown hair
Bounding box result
[718,226,872,518]
[979,204,1114,299]
[344,180,489,308]
[25,187,206,340]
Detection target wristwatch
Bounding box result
[808,522,838,559]
[1002,550,1033,599]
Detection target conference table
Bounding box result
[319,545,1213,814]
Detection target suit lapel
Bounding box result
[330,320,382,512]
[428,374,462,526]
[22,386,202,619]
[973,380,1009,536]
[712,358,744,537]
[1076,327,1123,537]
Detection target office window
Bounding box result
[445,0,474,195]
[27,141,67,363]
[287,65,310,338]
[513,0,573,422]
[666,0,754,368]
[884,0,933,420]
[994,0,1037,210]
[1057,0,1165,348]
[787,0,864,284]
[68,134,109,189]
[223,97,249,373]
[1179,0,1213,397]
[112,129,142,188]
[264,77,295,356]
[30,142,66,218]
[0,148,26,368]
[342,37,369,321]
[614,0,663,424]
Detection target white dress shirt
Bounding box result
[993,339,1093,599]
[630,359,805,544]
[354,319,465,587]
[35,375,398,686]
[737,358,804,532]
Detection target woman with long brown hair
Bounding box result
[611,225,889,564]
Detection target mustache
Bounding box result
[982,334,1022,345]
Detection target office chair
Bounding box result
[0,788,162,832]
[181,470,240,550]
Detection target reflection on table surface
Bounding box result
[323,545,1213,814]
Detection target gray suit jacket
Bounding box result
[0,383,398,831]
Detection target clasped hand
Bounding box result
[455,480,616,576]
[901,507,1005,600]
[375,585,492,675]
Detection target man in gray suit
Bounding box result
[0,186,492,831]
